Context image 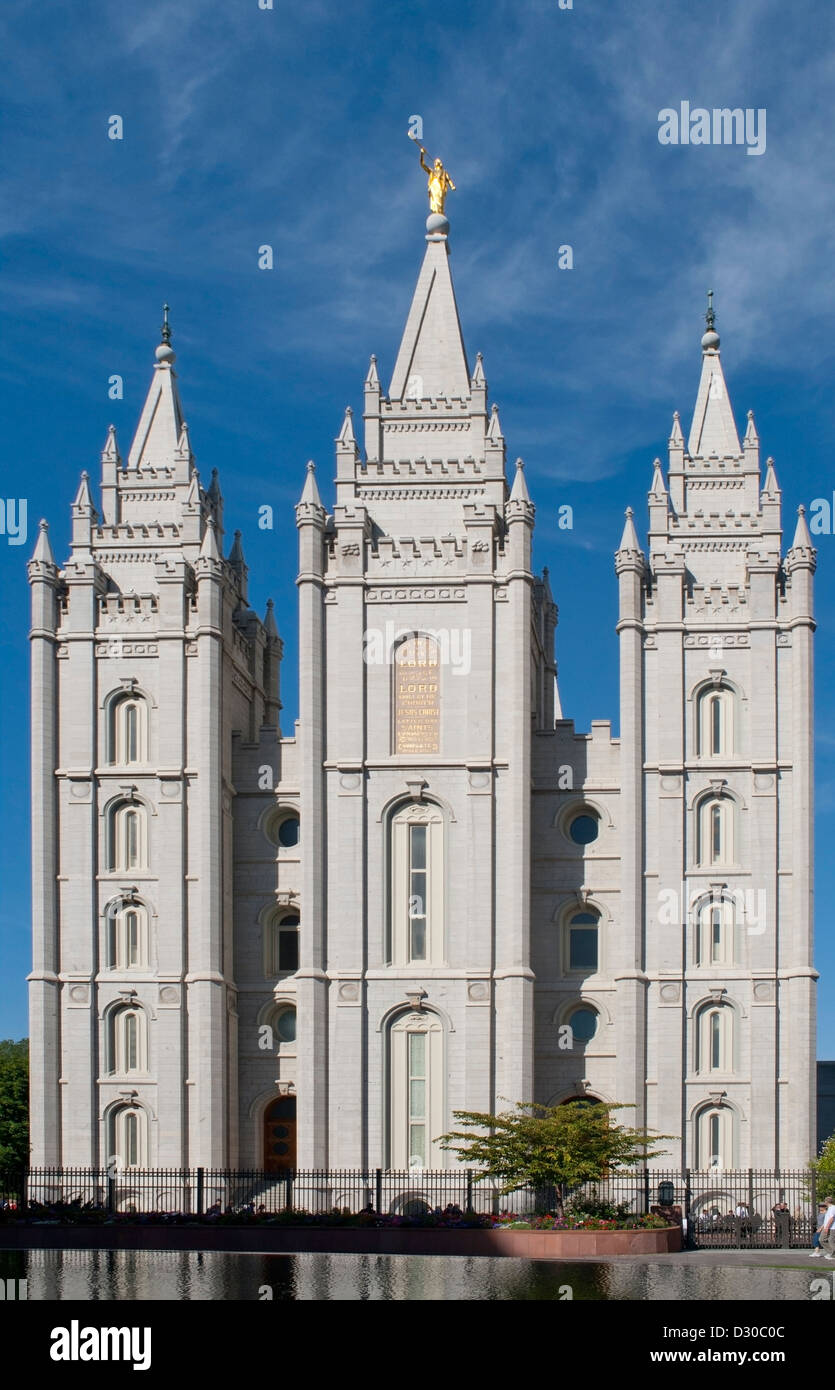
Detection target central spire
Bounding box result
[687,291,740,458]
[388,216,471,403]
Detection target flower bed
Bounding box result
[0,1200,681,1256]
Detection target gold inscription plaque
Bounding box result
[395,636,440,754]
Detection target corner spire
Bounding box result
[264,597,279,638]
[337,406,356,446]
[791,505,814,553]
[30,518,55,566]
[199,515,221,561]
[298,459,323,509]
[617,506,642,555]
[509,457,531,504]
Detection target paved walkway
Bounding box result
[563,1247,833,1266]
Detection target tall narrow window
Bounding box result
[695,896,734,967]
[110,1006,146,1074]
[697,685,735,757]
[108,802,148,872]
[698,797,734,867]
[696,1105,733,1169]
[125,1012,138,1071]
[709,1113,720,1166]
[696,1003,733,1074]
[389,804,444,965]
[389,1012,444,1169]
[125,811,139,869]
[109,694,148,765]
[711,905,722,963]
[265,913,300,977]
[110,1105,147,1169]
[409,825,427,961]
[125,1111,139,1168]
[108,901,148,969]
[125,704,138,762]
[566,911,599,972]
[711,696,722,755]
[408,1032,427,1168]
[126,910,140,967]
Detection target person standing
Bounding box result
[810,1202,828,1256]
[818,1197,835,1260]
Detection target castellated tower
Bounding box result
[535,301,816,1169]
[28,316,279,1168]
[232,209,556,1170]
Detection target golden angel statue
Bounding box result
[418,146,456,215]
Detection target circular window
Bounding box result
[277,816,300,848]
[569,1007,598,1043]
[569,813,599,845]
[276,1009,296,1044]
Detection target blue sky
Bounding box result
[1,0,833,1056]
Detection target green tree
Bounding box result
[439,1100,674,1198]
[811,1131,835,1199]
[0,1039,29,1171]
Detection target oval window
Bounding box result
[278,816,300,848]
[569,1008,598,1043]
[276,1009,296,1044]
[569,813,599,845]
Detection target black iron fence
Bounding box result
[0,1166,827,1248]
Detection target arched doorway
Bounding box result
[263,1094,297,1172]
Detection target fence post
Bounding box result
[107,1169,116,1215]
[285,1172,293,1211]
[683,1169,692,1247]
[196,1167,204,1217]
[466,1171,473,1214]
[375,1168,383,1215]
[642,1167,650,1215]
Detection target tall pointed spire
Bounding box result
[388,232,470,401]
[127,306,187,473]
[199,515,221,561]
[298,459,323,510]
[509,457,531,504]
[617,506,642,557]
[688,292,741,458]
[30,518,55,566]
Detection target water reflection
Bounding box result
[0,1250,817,1301]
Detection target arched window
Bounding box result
[695,1003,733,1074]
[697,796,734,867]
[108,694,148,765]
[697,686,734,758]
[265,913,299,978]
[389,1011,445,1169]
[109,1005,147,1074]
[695,1104,734,1170]
[109,1105,147,1169]
[695,896,735,966]
[107,802,148,872]
[107,901,148,969]
[388,802,444,965]
[565,910,599,973]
